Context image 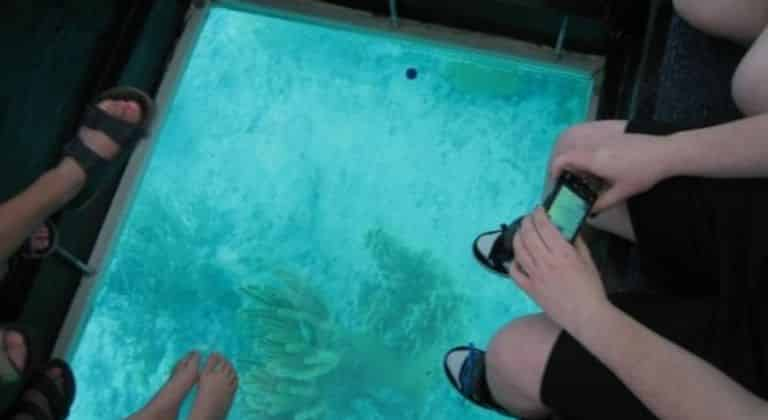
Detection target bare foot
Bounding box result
[188,353,238,420]
[1,329,27,378]
[128,352,200,420]
[79,100,142,160]
[12,367,64,420]
[28,224,51,254]
[57,99,143,183]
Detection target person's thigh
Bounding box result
[587,203,636,242]
[733,26,768,116]
[485,314,561,419]
[539,293,759,420]
[673,0,768,45]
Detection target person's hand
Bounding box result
[509,208,609,332]
[549,121,672,212]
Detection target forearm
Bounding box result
[568,302,768,420]
[661,113,768,179]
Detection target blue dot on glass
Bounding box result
[406,68,418,80]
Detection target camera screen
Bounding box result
[547,185,589,240]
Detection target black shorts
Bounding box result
[539,120,768,420]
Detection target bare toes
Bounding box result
[204,353,221,374]
[99,100,120,116]
[223,365,234,379]
[122,101,142,123]
[186,351,200,368]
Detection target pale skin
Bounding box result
[0,100,141,276]
[10,352,238,420]
[128,352,239,420]
[484,1,768,419]
[1,98,239,418]
[0,100,142,413]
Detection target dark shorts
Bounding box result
[539,120,768,420]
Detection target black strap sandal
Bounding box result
[9,220,95,276]
[17,220,58,260]
[444,344,511,416]
[472,217,522,276]
[64,86,156,211]
[5,220,58,281]
[10,359,76,420]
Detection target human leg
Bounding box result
[0,160,84,262]
[444,315,560,418]
[9,360,76,420]
[672,0,768,119]
[0,100,142,263]
[484,314,561,418]
[10,366,66,420]
[588,204,635,242]
[536,294,747,420]
[672,0,768,45]
[733,26,768,116]
[127,352,200,420]
[448,296,717,420]
[188,353,238,420]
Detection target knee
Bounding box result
[673,0,768,43]
[486,315,561,418]
[732,58,768,116]
[673,0,725,35]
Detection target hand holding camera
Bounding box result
[508,208,608,332]
[473,170,601,275]
[549,122,671,212]
[473,169,608,329]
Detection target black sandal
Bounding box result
[64,86,155,211]
[444,344,511,416]
[9,220,94,275]
[5,220,58,279]
[472,217,522,276]
[17,220,58,260]
[11,359,76,420]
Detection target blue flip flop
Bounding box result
[444,344,511,416]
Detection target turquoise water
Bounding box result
[68,6,593,420]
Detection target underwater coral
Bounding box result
[238,228,470,419]
[239,270,339,419]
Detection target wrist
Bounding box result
[562,297,617,340]
[654,131,692,179]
